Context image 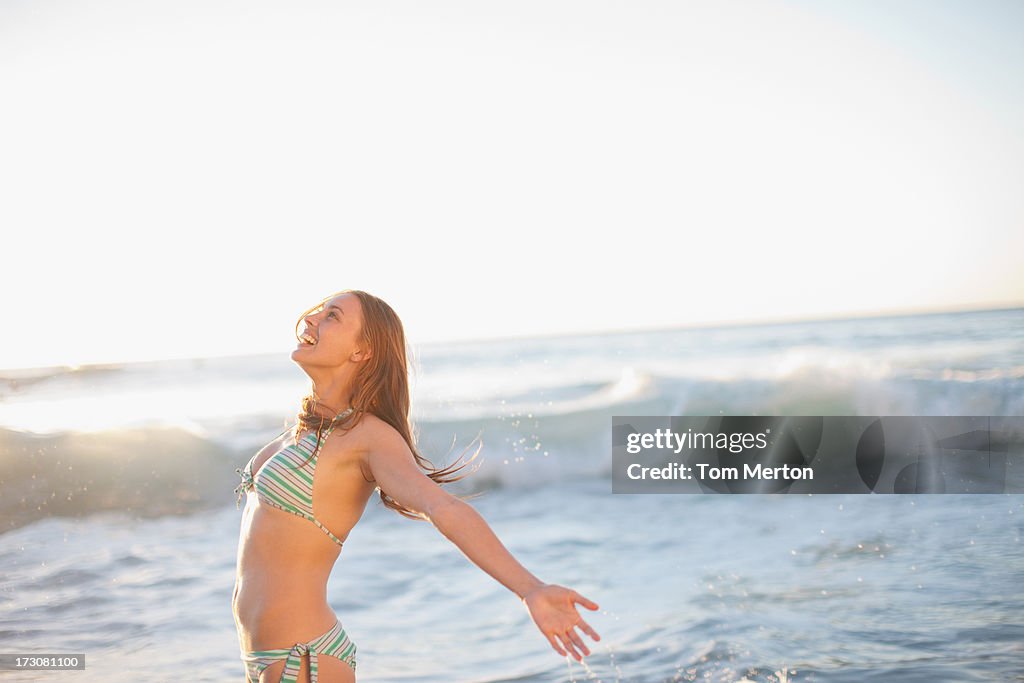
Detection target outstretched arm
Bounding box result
[366,423,602,660]
[431,497,601,660]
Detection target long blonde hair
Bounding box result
[291,290,482,520]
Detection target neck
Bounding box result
[301,365,358,417]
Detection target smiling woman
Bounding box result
[288,291,476,521]
[232,289,601,683]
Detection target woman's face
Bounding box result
[290,292,368,368]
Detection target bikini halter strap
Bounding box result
[314,406,355,452]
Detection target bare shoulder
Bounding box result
[352,413,412,457]
[356,413,420,468]
[315,412,401,450]
[356,413,457,518]
[316,413,409,484]
[358,413,403,441]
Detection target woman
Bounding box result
[232,289,601,682]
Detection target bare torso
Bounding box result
[233,416,380,652]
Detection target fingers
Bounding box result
[545,632,566,658]
[557,631,584,661]
[565,628,590,657]
[536,587,603,661]
[576,617,601,642]
[572,590,600,611]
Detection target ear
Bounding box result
[352,347,373,362]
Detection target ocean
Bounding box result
[1,306,1022,682]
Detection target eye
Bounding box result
[327,311,338,319]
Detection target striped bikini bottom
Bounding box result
[241,619,357,682]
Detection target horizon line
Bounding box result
[2,299,1020,373]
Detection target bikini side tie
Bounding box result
[280,641,319,683]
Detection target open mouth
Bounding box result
[299,332,317,345]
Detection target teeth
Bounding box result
[301,333,317,345]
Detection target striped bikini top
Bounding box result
[234,410,353,547]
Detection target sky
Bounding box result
[1,0,1021,369]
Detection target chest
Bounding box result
[243,431,368,499]
[247,433,322,491]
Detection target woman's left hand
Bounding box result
[522,583,601,661]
